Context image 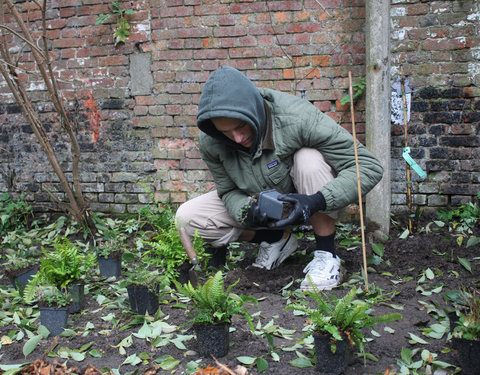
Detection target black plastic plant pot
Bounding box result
[40,307,69,337]
[194,323,230,358]
[126,285,159,315]
[313,332,351,374]
[9,267,37,293]
[67,283,85,314]
[98,256,121,277]
[452,338,480,375]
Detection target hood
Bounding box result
[197,66,266,153]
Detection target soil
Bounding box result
[0,213,478,375]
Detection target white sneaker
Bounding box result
[300,250,342,291]
[252,232,298,270]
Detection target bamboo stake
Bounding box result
[348,71,368,292]
[400,66,413,232]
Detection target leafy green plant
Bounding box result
[286,285,402,359]
[94,238,125,259]
[396,347,457,375]
[449,288,480,341]
[121,267,170,294]
[33,284,71,308]
[335,222,362,251]
[0,193,32,235]
[136,183,175,231]
[174,270,257,329]
[142,219,205,281]
[4,247,41,274]
[340,77,366,105]
[24,237,95,304]
[437,192,480,232]
[95,1,135,45]
[39,237,95,287]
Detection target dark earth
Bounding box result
[1,212,478,375]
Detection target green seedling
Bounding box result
[437,192,480,233]
[95,1,135,45]
[340,77,366,105]
[396,347,458,374]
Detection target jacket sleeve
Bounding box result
[304,110,384,211]
[199,134,250,226]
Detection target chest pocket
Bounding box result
[264,157,293,192]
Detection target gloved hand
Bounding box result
[268,192,326,228]
[241,198,269,228]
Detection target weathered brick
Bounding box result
[423,112,462,124]
[427,195,448,206]
[439,136,479,147]
[115,194,138,204]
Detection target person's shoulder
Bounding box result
[258,87,302,103]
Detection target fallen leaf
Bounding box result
[1,335,13,345]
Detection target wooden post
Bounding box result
[365,0,391,236]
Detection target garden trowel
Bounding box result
[178,227,198,287]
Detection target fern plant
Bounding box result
[23,237,95,304]
[174,270,257,329]
[142,219,205,282]
[286,284,402,358]
[38,237,95,288]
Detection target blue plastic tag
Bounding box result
[402,147,427,179]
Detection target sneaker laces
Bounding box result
[303,251,336,275]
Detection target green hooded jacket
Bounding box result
[197,66,383,226]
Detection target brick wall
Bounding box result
[0,0,478,215]
[390,0,480,210]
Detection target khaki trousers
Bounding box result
[175,148,338,247]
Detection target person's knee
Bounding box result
[294,148,329,175]
[175,201,193,228]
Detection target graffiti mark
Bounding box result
[83,91,101,143]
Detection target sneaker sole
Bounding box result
[269,234,298,270]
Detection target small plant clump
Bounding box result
[451,289,480,341]
[437,192,480,232]
[174,270,257,329]
[286,284,402,358]
[34,284,71,308]
[0,193,32,235]
[38,237,95,288]
[23,237,95,304]
[121,267,169,294]
[142,218,205,282]
[95,1,135,45]
[340,77,366,105]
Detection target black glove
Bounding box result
[241,199,269,228]
[268,192,326,228]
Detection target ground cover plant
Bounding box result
[0,195,479,374]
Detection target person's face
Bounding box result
[212,117,254,148]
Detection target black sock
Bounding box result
[251,230,284,244]
[315,232,336,255]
